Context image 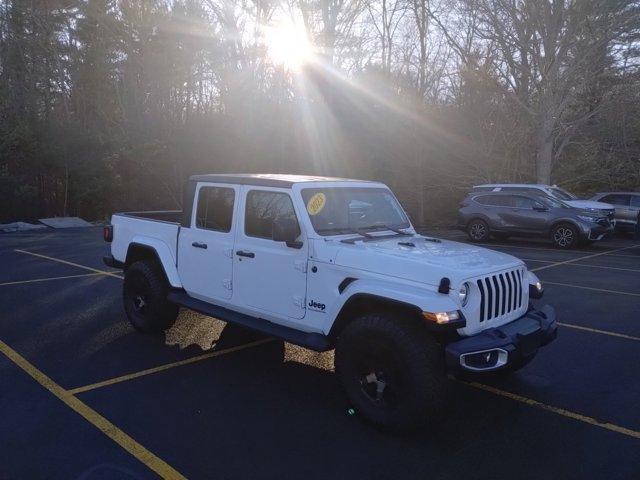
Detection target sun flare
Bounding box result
[263,20,313,70]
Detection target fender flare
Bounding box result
[126,236,182,288]
[324,278,459,336]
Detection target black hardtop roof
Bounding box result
[189,173,373,188]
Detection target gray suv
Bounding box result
[458,192,614,248]
[590,192,640,232]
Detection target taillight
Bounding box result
[103,225,113,242]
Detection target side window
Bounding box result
[195,186,235,232]
[602,194,630,206]
[631,196,640,208]
[245,190,300,240]
[475,195,493,205]
[513,196,534,208]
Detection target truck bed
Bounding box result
[118,210,183,223]
[110,211,182,267]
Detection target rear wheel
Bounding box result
[123,260,178,333]
[467,219,490,242]
[551,223,579,249]
[334,314,449,432]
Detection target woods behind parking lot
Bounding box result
[1,0,640,225]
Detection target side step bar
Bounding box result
[167,290,333,352]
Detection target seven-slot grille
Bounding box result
[476,269,525,322]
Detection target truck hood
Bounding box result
[565,199,614,211]
[333,235,523,287]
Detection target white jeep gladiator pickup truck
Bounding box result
[104,174,557,431]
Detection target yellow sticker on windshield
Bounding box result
[307,193,326,216]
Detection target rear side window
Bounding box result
[601,194,630,206]
[195,186,235,232]
[475,195,511,206]
[245,190,300,239]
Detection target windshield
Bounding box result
[549,187,576,201]
[301,187,410,235]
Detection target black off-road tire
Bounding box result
[334,314,449,433]
[551,223,579,249]
[123,260,178,333]
[467,219,490,242]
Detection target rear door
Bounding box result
[474,195,513,229]
[178,183,238,302]
[233,187,308,320]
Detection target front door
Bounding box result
[178,183,238,302]
[233,187,308,320]
[503,195,549,232]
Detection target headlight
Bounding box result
[530,280,544,299]
[458,282,470,306]
[577,215,597,223]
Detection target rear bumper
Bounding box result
[445,305,557,372]
[103,255,125,269]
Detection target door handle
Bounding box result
[192,242,208,249]
[236,250,255,258]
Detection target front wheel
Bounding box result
[551,223,579,249]
[334,314,449,432]
[123,260,178,333]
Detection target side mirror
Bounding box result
[533,203,548,212]
[272,217,302,248]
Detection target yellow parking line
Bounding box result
[0,272,106,287]
[14,249,123,279]
[69,338,274,395]
[530,244,640,273]
[467,381,640,440]
[559,322,640,342]
[543,281,640,297]
[0,339,186,479]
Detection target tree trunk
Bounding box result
[535,103,555,184]
[536,131,553,184]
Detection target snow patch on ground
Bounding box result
[38,217,92,228]
[0,222,48,233]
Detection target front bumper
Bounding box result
[587,225,614,241]
[580,222,614,241]
[445,305,557,372]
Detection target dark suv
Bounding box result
[458,192,614,248]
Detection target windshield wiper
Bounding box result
[317,227,374,239]
[359,224,411,236]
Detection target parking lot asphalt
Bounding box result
[1,227,639,479]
